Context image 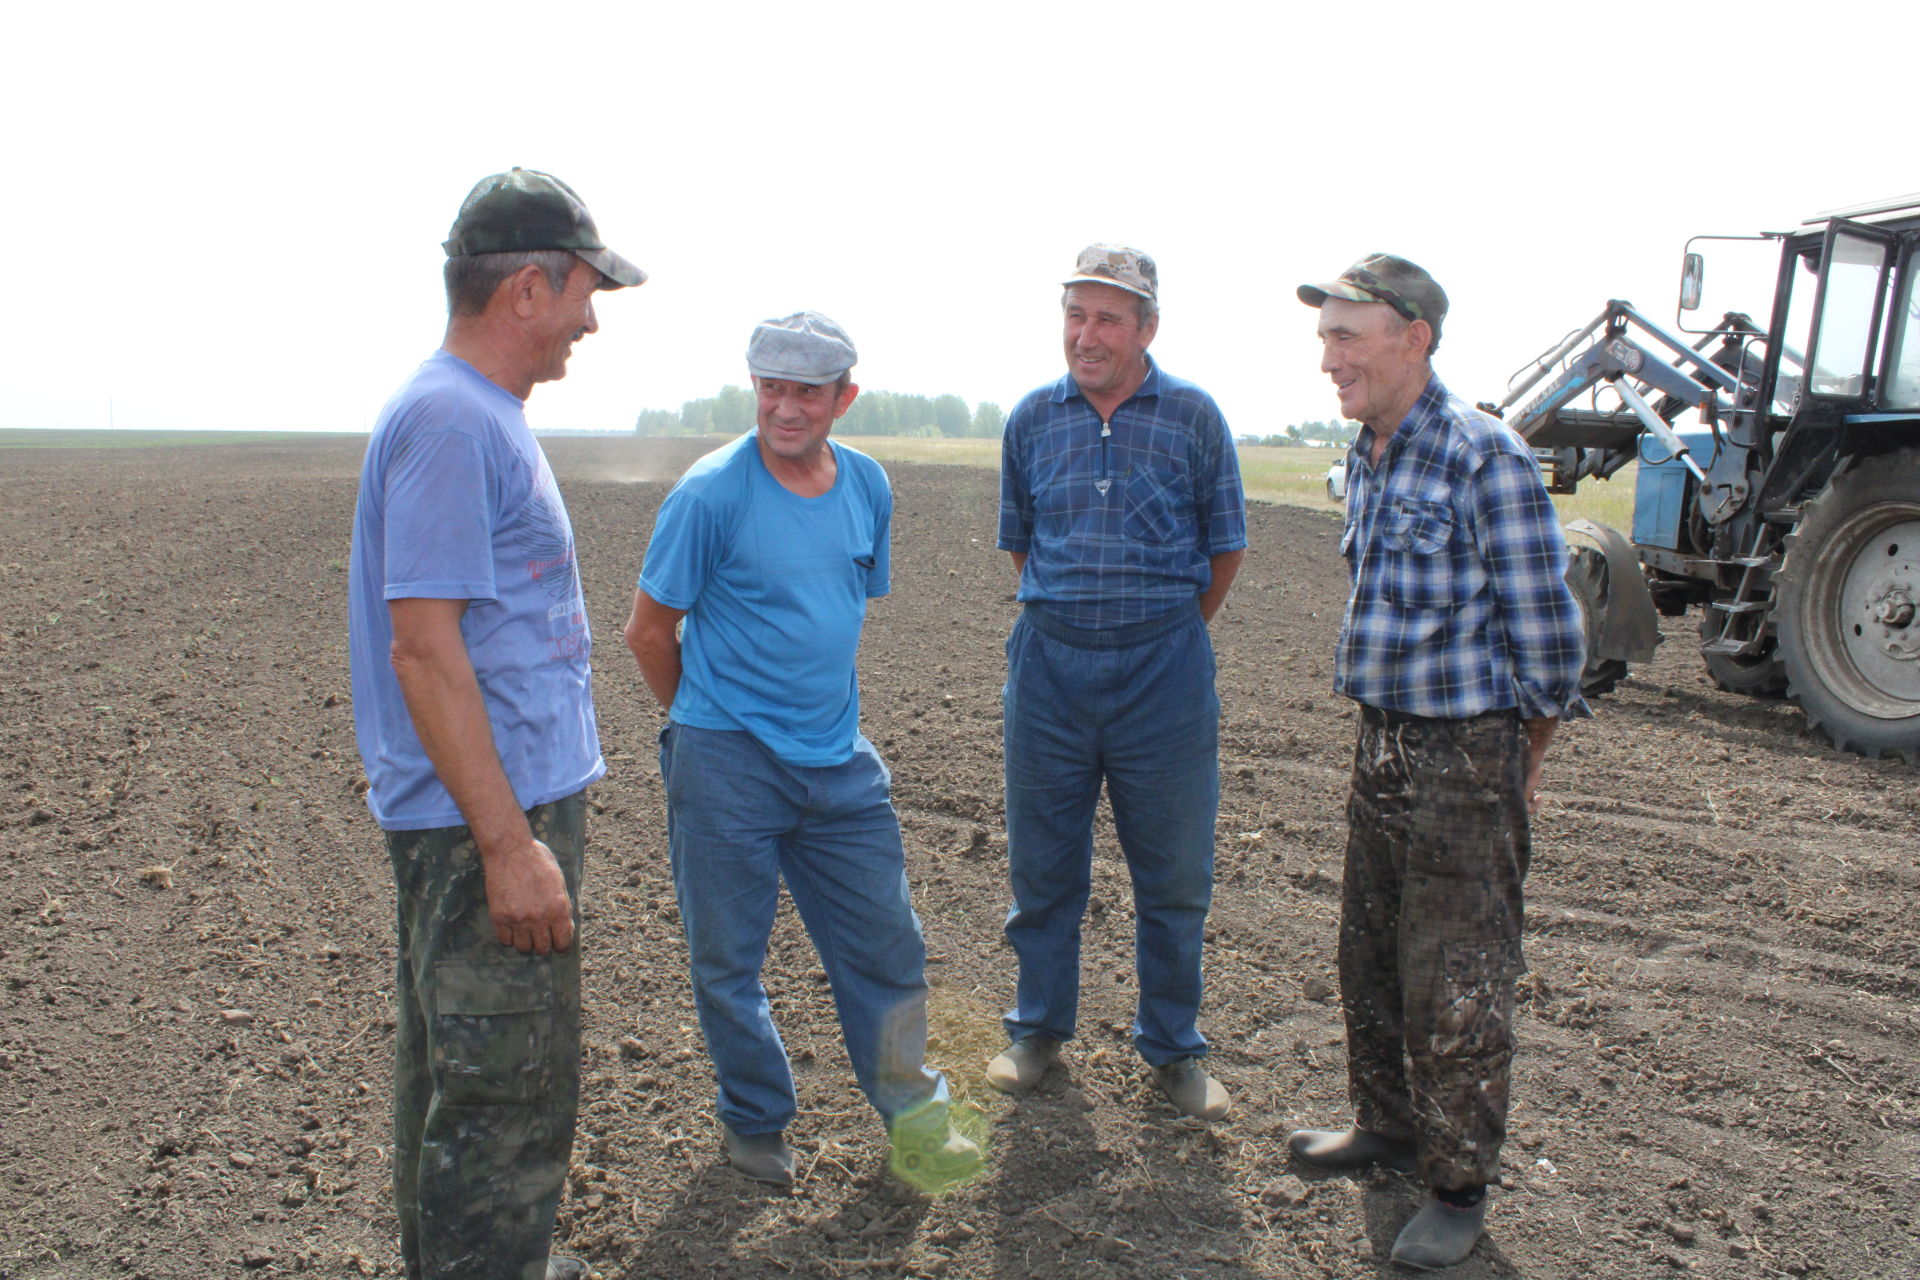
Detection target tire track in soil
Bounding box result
[3,436,1916,1280]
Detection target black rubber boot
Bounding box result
[1286,1126,1418,1175]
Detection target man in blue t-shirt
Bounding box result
[348,169,642,1280]
[624,312,982,1192]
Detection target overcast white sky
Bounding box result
[5,1,1910,438]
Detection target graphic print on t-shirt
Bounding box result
[518,459,588,662]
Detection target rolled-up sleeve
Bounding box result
[1474,449,1591,721]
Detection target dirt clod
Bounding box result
[1259,1175,1310,1208]
[3,436,1915,1280]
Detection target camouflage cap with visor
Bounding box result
[444,167,646,288]
[1297,253,1446,339]
[1063,243,1158,302]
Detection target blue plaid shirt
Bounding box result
[999,358,1247,629]
[1338,375,1589,721]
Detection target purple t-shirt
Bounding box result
[348,351,603,830]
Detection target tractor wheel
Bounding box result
[1771,449,1920,761]
[1566,545,1630,697]
[1700,607,1786,697]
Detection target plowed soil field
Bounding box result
[3,434,1916,1280]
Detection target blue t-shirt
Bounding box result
[348,351,604,831]
[639,433,890,767]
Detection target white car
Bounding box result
[1326,457,1348,502]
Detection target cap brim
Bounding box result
[746,364,847,386]
[1297,281,1379,308]
[575,246,646,289]
[1062,272,1154,302]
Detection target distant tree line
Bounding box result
[1239,418,1361,448]
[636,387,1007,439]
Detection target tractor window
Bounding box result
[1773,251,1817,413]
[1884,259,1920,409]
[1808,231,1889,398]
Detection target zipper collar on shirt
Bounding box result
[1058,356,1162,495]
[1048,353,1165,411]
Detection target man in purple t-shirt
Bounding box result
[347,169,642,1280]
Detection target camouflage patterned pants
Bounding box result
[386,792,585,1280]
[1339,707,1528,1191]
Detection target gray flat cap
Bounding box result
[746,311,857,385]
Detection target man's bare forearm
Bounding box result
[1199,548,1244,621]
[390,609,531,855]
[624,590,687,712]
[389,597,573,954]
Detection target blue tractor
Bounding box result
[1482,195,1920,761]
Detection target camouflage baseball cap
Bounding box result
[1297,253,1447,333]
[746,311,857,385]
[1063,243,1158,302]
[443,168,646,288]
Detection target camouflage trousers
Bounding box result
[385,792,585,1280]
[1339,707,1529,1191]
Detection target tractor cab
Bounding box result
[1484,196,1920,760]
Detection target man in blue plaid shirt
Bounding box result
[1287,254,1587,1271]
[987,244,1247,1123]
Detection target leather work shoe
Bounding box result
[1287,1126,1418,1175]
[1390,1193,1488,1270]
[888,1100,988,1193]
[545,1258,590,1280]
[722,1125,795,1188]
[1152,1057,1230,1121]
[986,1036,1060,1094]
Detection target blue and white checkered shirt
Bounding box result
[1338,375,1589,721]
[999,359,1247,629]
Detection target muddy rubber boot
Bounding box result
[1287,1126,1418,1174]
[1152,1057,1230,1121]
[722,1125,795,1188]
[986,1036,1060,1094]
[1390,1194,1488,1270]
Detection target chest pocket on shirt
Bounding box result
[1122,464,1185,545]
[1380,499,1456,609]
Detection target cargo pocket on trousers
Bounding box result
[1432,939,1525,1057]
[430,960,558,1105]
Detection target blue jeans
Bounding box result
[659,724,947,1134]
[1001,604,1219,1066]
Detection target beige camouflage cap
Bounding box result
[1063,244,1158,302]
[443,168,646,289]
[1297,253,1447,336]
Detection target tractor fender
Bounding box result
[1565,518,1660,664]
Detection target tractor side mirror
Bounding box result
[1679,253,1704,311]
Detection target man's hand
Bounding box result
[481,837,574,955]
[1522,716,1558,815]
